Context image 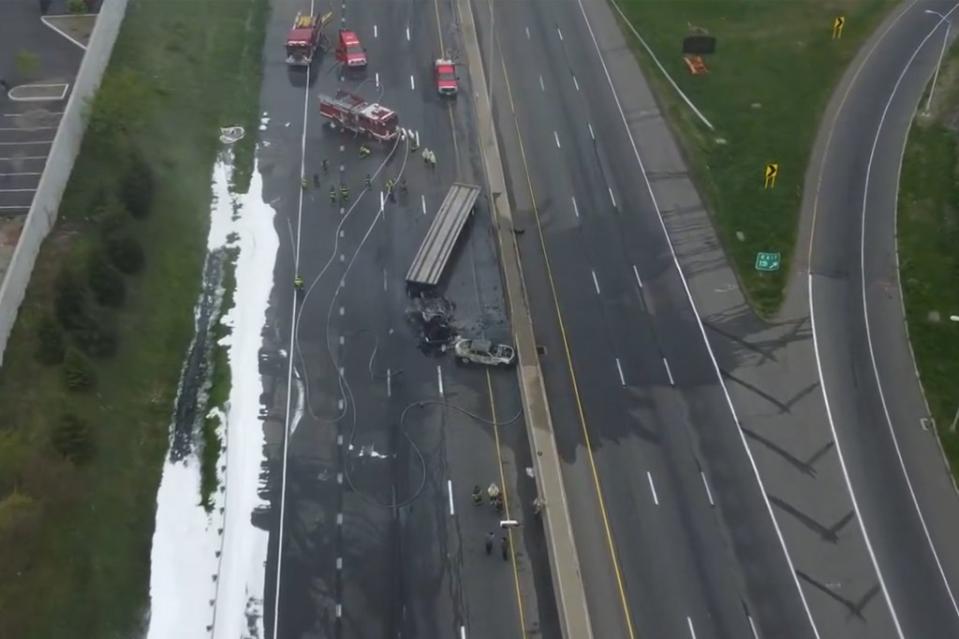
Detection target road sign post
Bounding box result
[755,252,781,272]
[763,162,779,189]
[833,16,845,39]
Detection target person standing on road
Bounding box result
[485,532,495,555]
[472,485,483,506]
[500,535,509,561]
[322,158,329,173]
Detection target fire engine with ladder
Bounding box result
[318,90,399,142]
[285,11,333,66]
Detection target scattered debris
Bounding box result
[219,126,245,144]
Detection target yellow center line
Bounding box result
[433,0,527,634]
[494,29,637,639]
[486,369,528,636]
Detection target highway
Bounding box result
[806,0,959,637]
[473,1,814,638]
[255,0,559,637]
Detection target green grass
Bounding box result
[0,0,267,636]
[898,46,959,477]
[617,0,895,315]
[200,248,238,512]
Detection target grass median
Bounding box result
[898,46,959,475]
[615,0,894,315]
[0,0,266,636]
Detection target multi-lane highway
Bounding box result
[474,1,814,638]
[255,0,559,637]
[248,0,959,637]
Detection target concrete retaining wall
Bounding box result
[0,0,130,366]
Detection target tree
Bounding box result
[72,316,118,358]
[87,248,126,307]
[62,348,96,392]
[122,150,154,219]
[54,269,90,331]
[106,234,145,274]
[34,313,65,365]
[86,69,150,147]
[51,414,95,465]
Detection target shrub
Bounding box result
[122,151,155,220]
[34,314,65,365]
[106,234,145,274]
[54,269,90,331]
[51,414,95,465]
[67,0,87,13]
[87,248,126,307]
[73,317,118,358]
[62,348,96,392]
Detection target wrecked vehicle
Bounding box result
[453,338,516,367]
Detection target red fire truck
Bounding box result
[318,91,398,142]
[335,29,367,68]
[285,11,332,66]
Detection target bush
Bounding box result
[87,249,126,307]
[34,314,65,365]
[54,269,90,331]
[122,151,155,220]
[66,0,87,13]
[106,234,145,274]
[62,348,96,392]
[73,317,118,358]
[51,414,95,465]
[14,50,40,81]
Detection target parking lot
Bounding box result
[0,0,86,215]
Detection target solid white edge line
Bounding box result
[273,3,315,629]
[0,156,46,161]
[632,264,643,289]
[0,188,36,193]
[805,3,923,636]
[859,5,959,620]
[571,195,580,218]
[687,616,697,639]
[0,140,53,145]
[615,357,625,386]
[591,269,600,294]
[662,357,674,386]
[700,471,714,507]
[573,0,822,635]
[646,471,659,505]
[606,0,713,130]
[40,16,88,50]
[448,479,455,515]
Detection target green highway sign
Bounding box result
[755,251,781,272]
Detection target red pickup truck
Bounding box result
[336,29,367,68]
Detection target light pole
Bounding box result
[923,9,952,114]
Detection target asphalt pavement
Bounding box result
[805,0,959,636]
[473,1,814,637]
[254,0,558,637]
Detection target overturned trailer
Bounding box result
[406,183,481,295]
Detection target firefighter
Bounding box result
[359,145,371,158]
[301,176,309,190]
[329,186,337,203]
[399,177,408,193]
[429,150,437,168]
[365,173,373,188]
[313,173,320,187]
[422,147,430,164]
[293,275,305,290]
[385,177,395,192]
[321,158,329,174]
[340,183,350,200]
